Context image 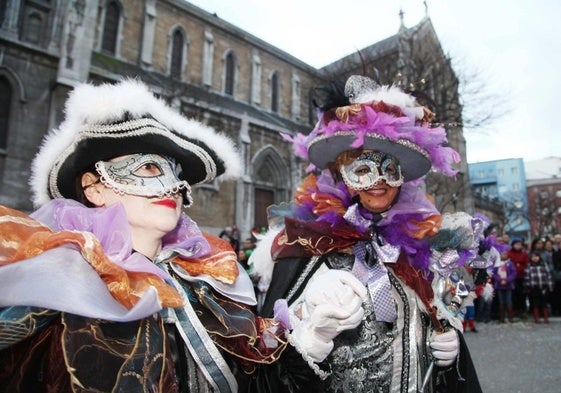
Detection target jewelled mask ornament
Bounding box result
[340,151,404,190]
[95,153,193,206]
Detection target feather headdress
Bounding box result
[283,75,459,181]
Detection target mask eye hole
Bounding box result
[354,164,372,176]
[134,161,163,177]
[381,160,397,175]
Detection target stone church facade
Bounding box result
[0,0,472,238]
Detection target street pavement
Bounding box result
[463,317,561,393]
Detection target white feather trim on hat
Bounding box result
[354,85,417,109]
[30,79,242,207]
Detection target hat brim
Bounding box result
[49,119,223,201]
[308,132,431,181]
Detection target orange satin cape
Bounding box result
[0,205,238,310]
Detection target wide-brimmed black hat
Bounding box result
[31,79,241,207]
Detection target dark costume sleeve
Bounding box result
[437,332,483,393]
[247,256,326,393]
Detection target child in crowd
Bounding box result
[524,251,554,323]
[493,250,517,323]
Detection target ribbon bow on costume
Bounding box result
[352,236,401,323]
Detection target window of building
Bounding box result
[556,190,561,198]
[202,31,214,87]
[308,90,316,124]
[0,2,6,26]
[170,28,185,80]
[0,77,11,151]
[511,167,518,175]
[512,183,519,191]
[270,71,279,113]
[101,1,120,55]
[478,170,484,178]
[498,168,504,176]
[22,11,43,44]
[251,53,262,105]
[224,51,235,96]
[291,73,301,121]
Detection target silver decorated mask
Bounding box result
[95,153,192,205]
[340,151,404,190]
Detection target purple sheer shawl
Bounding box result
[30,199,210,279]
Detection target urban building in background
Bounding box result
[0,0,469,237]
[525,157,561,239]
[469,159,530,240]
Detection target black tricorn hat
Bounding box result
[31,79,241,207]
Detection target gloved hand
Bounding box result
[303,269,368,315]
[429,329,459,367]
[291,269,367,362]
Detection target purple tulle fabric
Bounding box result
[281,103,460,176]
[273,298,292,329]
[289,170,438,272]
[30,199,210,279]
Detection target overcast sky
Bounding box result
[188,0,561,164]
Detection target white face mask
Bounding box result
[95,153,193,206]
[340,151,404,190]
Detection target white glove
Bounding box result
[291,270,367,362]
[303,269,368,315]
[429,329,459,367]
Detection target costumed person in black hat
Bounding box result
[248,75,483,392]
[0,80,290,392]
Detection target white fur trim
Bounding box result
[30,79,242,207]
[248,228,282,292]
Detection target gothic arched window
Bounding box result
[170,29,185,79]
[0,77,11,151]
[101,1,120,55]
[224,52,235,96]
[23,12,43,44]
[270,71,279,113]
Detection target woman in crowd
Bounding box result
[508,239,530,319]
[492,250,517,323]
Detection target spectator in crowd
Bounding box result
[462,267,478,332]
[543,239,555,272]
[524,251,554,323]
[552,237,561,315]
[531,238,551,271]
[219,225,240,253]
[508,239,530,319]
[474,270,494,323]
[492,250,517,323]
[498,233,510,246]
[237,238,256,273]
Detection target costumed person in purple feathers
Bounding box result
[0,80,288,392]
[248,75,483,392]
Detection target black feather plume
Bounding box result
[311,80,350,112]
